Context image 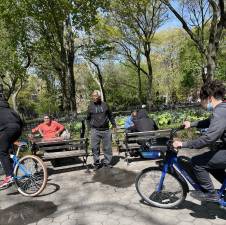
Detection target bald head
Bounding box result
[91,90,101,103]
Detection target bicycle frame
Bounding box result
[10,143,31,180]
[157,152,202,192]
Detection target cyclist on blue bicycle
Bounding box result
[0,85,23,189]
[173,80,226,202]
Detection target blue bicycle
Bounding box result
[135,127,226,208]
[3,141,48,197]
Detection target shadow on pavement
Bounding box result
[50,157,84,167]
[91,167,137,188]
[139,197,226,220]
[36,182,61,197]
[181,200,226,220]
[0,200,57,225]
[47,157,91,176]
[7,182,60,197]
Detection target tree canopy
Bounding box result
[0,0,225,117]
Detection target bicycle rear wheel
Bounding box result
[13,155,47,197]
[135,167,187,208]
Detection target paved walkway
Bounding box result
[0,149,226,225]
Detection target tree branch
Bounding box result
[161,0,206,55]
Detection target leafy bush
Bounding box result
[115,107,210,130]
[157,112,172,126]
[64,121,82,138]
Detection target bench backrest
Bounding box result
[36,138,88,152]
[125,129,171,143]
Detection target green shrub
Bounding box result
[115,108,210,130]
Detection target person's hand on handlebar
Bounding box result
[183,121,191,129]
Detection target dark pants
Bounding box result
[91,129,112,165]
[191,149,226,192]
[0,125,22,176]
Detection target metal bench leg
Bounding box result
[125,150,129,166]
[83,156,90,173]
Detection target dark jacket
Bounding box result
[0,100,23,131]
[183,102,226,149]
[133,110,158,132]
[86,101,116,130]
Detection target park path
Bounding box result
[0,148,226,225]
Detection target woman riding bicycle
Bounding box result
[0,85,23,189]
[173,80,226,202]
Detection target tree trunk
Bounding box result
[65,15,77,113]
[96,64,106,102]
[161,0,225,84]
[62,69,71,111]
[12,80,23,113]
[55,66,70,111]
[136,51,143,104]
[144,43,153,109]
[91,61,106,102]
[85,61,103,99]
[204,3,225,83]
[12,92,18,113]
[205,49,216,83]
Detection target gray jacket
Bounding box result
[182,102,226,149]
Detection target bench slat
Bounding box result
[36,139,87,147]
[127,143,140,148]
[121,143,140,150]
[126,129,171,137]
[43,150,87,159]
[127,137,155,142]
[39,144,85,151]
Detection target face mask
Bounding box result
[207,100,213,111]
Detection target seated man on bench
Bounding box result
[133,109,158,132]
[31,115,65,141]
[124,110,137,132]
[124,109,159,158]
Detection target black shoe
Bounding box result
[93,163,102,171]
[190,190,219,202]
[103,164,113,168]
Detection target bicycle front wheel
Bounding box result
[14,155,47,197]
[135,167,187,208]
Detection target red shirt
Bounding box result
[32,120,65,140]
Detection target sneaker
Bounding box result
[190,190,219,202]
[0,176,14,190]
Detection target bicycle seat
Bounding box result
[14,141,28,147]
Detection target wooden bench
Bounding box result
[33,138,89,169]
[116,129,171,164]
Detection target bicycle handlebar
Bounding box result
[169,125,185,139]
